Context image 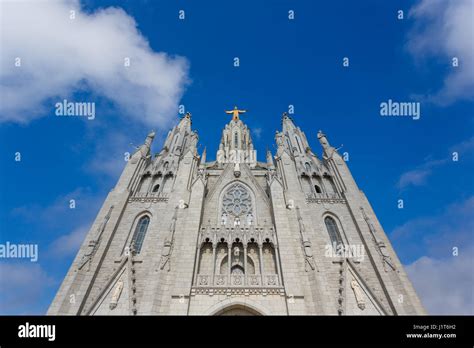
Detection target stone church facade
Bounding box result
[48,110,425,315]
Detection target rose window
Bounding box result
[222,183,252,217]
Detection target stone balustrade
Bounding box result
[196,274,279,287]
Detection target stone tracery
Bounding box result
[222,182,252,217]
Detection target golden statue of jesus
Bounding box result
[225,106,246,121]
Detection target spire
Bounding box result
[217,107,256,168]
[218,107,253,151]
[178,112,192,128]
[281,112,296,131]
[200,147,207,165]
[266,148,274,168]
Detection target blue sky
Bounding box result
[0,0,473,314]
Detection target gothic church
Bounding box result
[48,109,425,315]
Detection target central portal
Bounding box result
[216,305,262,316]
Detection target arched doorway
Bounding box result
[215,305,262,316]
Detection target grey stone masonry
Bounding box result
[48,111,425,315]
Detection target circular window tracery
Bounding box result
[222,183,252,217]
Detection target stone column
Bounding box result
[193,243,202,286]
[308,176,316,196]
[228,244,232,284]
[243,244,248,286]
[274,245,283,286]
[320,175,329,197]
[211,244,217,286]
[259,244,264,286]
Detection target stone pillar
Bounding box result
[243,245,248,285]
[320,175,329,197]
[308,176,316,196]
[228,244,232,284]
[211,244,217,285]
[259,244,264,286]
[274,245,283,286]
[193,243,201,286]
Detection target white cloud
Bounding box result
[397,158,447,189]
[11,187,101,229]
[397,136,474,190]
[407,0,474,104]
[392,197,474,314]
[406,251,474,315]
[2,187,103,313]
[47,224,89,259]
[392,196,474,247]
[84,130,131,179]
[252,127,262,140]
[0,263,55,314]
[0,0,189,125]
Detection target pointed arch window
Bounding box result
[234,132,239,148]
[314,184,322,194]
[324,216,343,249]
[152,184,160,193]
[131,216,150,254]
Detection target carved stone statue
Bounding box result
[139,130,155,158]
[246,212,253,226]
[303,241,316,271]
[109,279,124,310]
[221,213,228,225]
[286,199,295,209]
[266,150,275,173]
[160,239,173,271]
[190,132,198,150]
[350,279,366,310]
[296,207,317,272]
[361,207,377,236]
[378,241,396,271]
[360,207,396,272]
[78,205,114,270]
[317,130,330,149]
[275,131,284,147]
[159,208,178,271]
[225,106,246,121]
[234,216,241,227]
[232,246,242,267]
